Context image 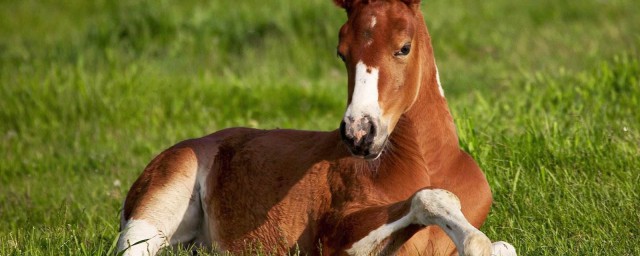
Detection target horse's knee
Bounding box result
[411,188,462,224]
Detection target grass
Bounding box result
[1,0,639,255]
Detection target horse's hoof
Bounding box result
[491,241,517,256]
[463,232,492,256]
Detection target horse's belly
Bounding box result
[203,149,331,254]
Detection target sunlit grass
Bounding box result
[1,0,639,255]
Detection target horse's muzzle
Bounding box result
[340,116,383,159]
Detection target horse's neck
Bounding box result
[403,79,459,171]
[389,21,460,181]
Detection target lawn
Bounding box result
[1,0,639,255]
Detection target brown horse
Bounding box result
[116,0,516,255]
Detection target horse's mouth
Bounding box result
[362,151,382,160]
[343,134,388,160]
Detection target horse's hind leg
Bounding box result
[117,146,205,256]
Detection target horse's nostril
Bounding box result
[365,120,377,144]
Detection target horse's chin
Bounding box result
[348,136,388,160]
[363,151,382,160]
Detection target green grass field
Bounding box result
[1,0,639,255]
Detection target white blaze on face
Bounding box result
[435,64,445,97]
[345,61,381,119]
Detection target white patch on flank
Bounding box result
[346,214,414,256]
[117,155,210,255]
[435,64,445,97]
[117,219,167,256]
[119,202,127,229]
[345,61,381,119]
[195,157,215,245]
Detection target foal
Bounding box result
[117,0,516,255]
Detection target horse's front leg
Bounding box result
[409,189,492,256]
[343,188,516,256]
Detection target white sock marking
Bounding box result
[492,241,518,256]
[412,189,490,255]
[346,214,414,256]
[117,219,167,256]
[346,189,497,256]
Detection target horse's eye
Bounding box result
[337,50,346,62]
[395,43,411,56]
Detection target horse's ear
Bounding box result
[333,0,353,10]
[400,0,421,8]
[334,0,419,11]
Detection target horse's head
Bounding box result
[335,0,428,159]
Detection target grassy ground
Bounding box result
[1,0,639,255]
